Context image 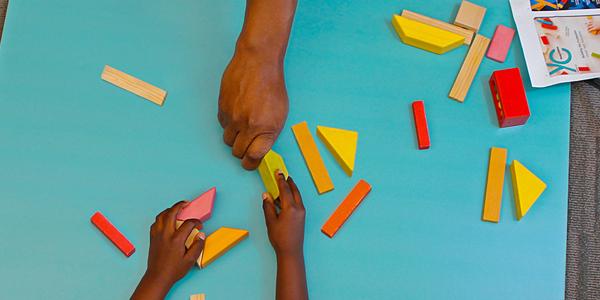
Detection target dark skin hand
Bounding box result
[262,171,309,300]
[131,201,205,300]
[218,0,298,170]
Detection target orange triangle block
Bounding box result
[510,160,547,220]
[177,187,216,222]
[199,227,249,268]
[317,126,358,176]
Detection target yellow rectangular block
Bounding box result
[454,0,487,32]
[392,15,465,55]
[401,10,474,45]
[258,150,289,199]
[200,227,248,268]
[482,147,507,223]
[291,121,334,194]
[101,65,167,106]
[449,34,490,102]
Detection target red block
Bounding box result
[411,100,430,150]
[542,23,558,30]
[489,68,530,128]
[486,25,515,63]
[91,211,136,257]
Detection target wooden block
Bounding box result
[454,0,487,32]
[510,160,546,220]
[316,126,358,176]
[411,100,431,150]
[190,294,205,300]
[258,150,289,199]
[482,147,507,223]
[176,187,216,222]
[401,10,474,45]
[200,227,249,268]
[321,180,372,238]
[486,25,515,63]
[101,65,167,106]
[449,34,490,102]
[176,220,203,249]
[91,211,135,257]
[392,15,465,55]
[291,121,334,194]
[489,68,530,127]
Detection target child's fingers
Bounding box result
[275,170,294,209]
[286,176,304,208]
[185,232,206,262]
[175,219,202,242]
[262,193,278,227]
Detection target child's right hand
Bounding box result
[262,171,306,257]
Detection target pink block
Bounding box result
[486,25,515,63]
[176,187,216,222]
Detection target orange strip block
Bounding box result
[322,180,372,238]
[291,121,334,194]
[482,147,508,223]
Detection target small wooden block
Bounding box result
[454,0,487,32]
[317,125,358,176]
[291,121,334,194]
[489,68,530,127]
[91,211,135,257]
[200,227,249,268]
[411,100,431,150]
[392,15,465,55]
[449,34,490,102]
[190,294,205,300]
[482,147,507,223]
[101,65,167,106]
[510,160,547,220]
[258,150,289,199]
[177,187,216,222]
[321,180,372,238]
[176,220,203,249]
[401,10,474,45]
[486,25,515,63]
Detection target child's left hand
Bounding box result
[132,201,205,300]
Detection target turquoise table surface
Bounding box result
[0,0,570,299]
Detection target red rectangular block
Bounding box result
[91,211,136,257]
[411,100,431,150]
[489,68,530,128]
[321,180,372,238]
[486,25,515,63]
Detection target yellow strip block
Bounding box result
[101,65,167,106]
[482,147,507,223]
[510,160,547,220]
[200,227,248,268]
[258,150,289,199]
[292,121,334,194]
[449,34,490,102]
[317,126,358,176]
[392,15,465,55]
[401,10,474,45]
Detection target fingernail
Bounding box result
[262,192,269,201]
[198,232,206,240]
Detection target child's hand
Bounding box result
[132,202,205,300]
[262,171,305,257]
[587,17,600,31]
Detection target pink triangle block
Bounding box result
[176,187,216,222]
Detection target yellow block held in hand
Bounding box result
[258,150,289,199]
[392,15,465,54]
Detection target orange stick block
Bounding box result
[321,180,372,238]
[291,121,334,194]
[482,147,508,223]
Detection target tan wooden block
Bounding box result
[190,294,205,300]
[454,0,486,32]
[449,34,490,102]
[401,10,474,45]
[101,65,167,106]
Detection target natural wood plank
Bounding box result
[401,10,474,45]
[190,294,206,300]
[101,65,167,106]
[449,34,490,102]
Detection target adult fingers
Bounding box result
[262,192,278,227]
[185,232,206,262]
[287,176,304,208]
[241,134,275,170]
[275,170,294,209]
[223,126,239,147]
[232,132,254,159]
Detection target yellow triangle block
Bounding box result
[258,150,289,199]
[392,15,465,54]
[317,126,358,176]
[510,160,547,220]
[199,227,249,268]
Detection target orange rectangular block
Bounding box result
[322,180,372,238]
[482,147,508,223]
[291,121,334,194]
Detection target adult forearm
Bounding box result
[276,253,308,300]
[236,0,298,62]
